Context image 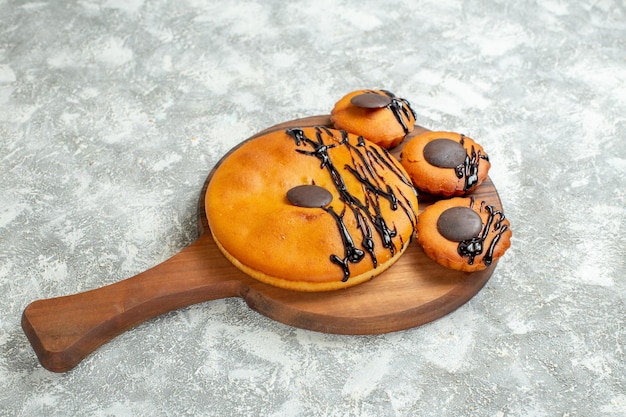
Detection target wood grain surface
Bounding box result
[22,116,504,372]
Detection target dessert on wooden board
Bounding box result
[21,88,513,372]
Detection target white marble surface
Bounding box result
[1,0,625,415]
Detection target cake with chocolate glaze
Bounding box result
[400,131,490,197]
[205,126,419,291]
[331,89,417,149]
[416,197,512,272]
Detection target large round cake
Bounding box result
[205,126,419,291]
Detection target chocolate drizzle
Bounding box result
[454,135,490,192]
[457,198,509,266]
[285,127,418,281]
[353,90,417,135]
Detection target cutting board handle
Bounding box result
[21,234,241,372]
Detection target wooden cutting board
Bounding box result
[22,115,504,372]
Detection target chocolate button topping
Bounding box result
[350,93,392,109]
[287,184,333,208]
[423,138,467,168]
[437,207,483,242]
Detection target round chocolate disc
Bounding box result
[287,184,333,208]
[436,207,483,242]
[423,138,467,168]
[350,93,392,109]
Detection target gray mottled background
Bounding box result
[1,0,625,416]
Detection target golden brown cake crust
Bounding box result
[330,90,417,149]
[205,126,419,291]
[416,197,512,272]
[400,131,491,197]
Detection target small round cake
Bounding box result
[330,89,417,149]
[416,197,512,272]
[205,126,419,291]
[400,131,490,197]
